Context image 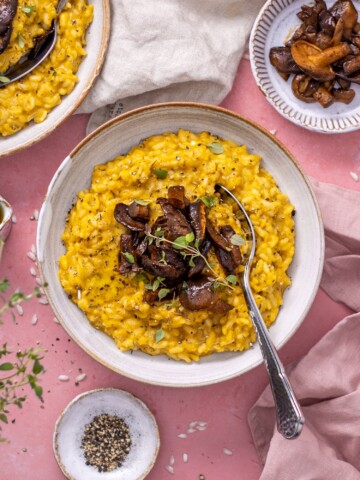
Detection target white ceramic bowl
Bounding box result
[0,0,110,158]
[53,388,160,480]
[250,0,360,133]
[37,102,325,387]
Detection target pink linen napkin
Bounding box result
[248,179,360,480]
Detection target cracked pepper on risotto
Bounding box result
[59,130,295,362]
[0,0,93,136]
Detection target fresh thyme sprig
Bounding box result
[145,229,237,291]
[0,278,45,324]
[0,279,46,442]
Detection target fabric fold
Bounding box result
[77,0,266,132]
[249,179,360,479]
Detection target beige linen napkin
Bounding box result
[248,179,360,480]
[78,0,265,133]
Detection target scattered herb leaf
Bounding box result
[21,5,36,15]
[134,273,148,282]
[0,279,9,292]
[158,288,170,300]
[230,234,246,246]
[159,251,167,265]
[207,142,224,155]
[0,76,10,84]
[200,196,218,209]
[122,252,135,264]
[155,328,165,343]
[134,199,151,206]
[185,231,195,243]
[18,34,25,49]
[154,168,168,179]
[0,362,14,371]
[173,236,189,250]
[0,414,8,424]
[225,275,238,285]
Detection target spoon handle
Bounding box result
[242,277,304,439]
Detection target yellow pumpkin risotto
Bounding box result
[59,130,295,362]
[0,0,93,136]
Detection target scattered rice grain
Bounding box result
[16,304,24,316]
[183,453,188,463]
[27,251,36,261]
[53,317,60,324]
[196,425,207,431]
[31,314,38,325]
[77,289,82,300]
[187,428,196,434]
[58,375,70,382]
[169,455,174,466]
[177,434,187,439]
[270,129,277,135]
[12,215,17,224]
[243,52,250,60]
[30,267,37,277]
[34,210,39,221]
[223,448,233,456]
[189,421,198,428]
[197,421,207,427]
[31,244,36,254]
[38,298,49,305]
[350,171,359,182]
[75,373,87,383]
[35,277,42,286]
[165,465,174,474]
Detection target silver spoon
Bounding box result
[0,0,68,87]
[216,184,304,440]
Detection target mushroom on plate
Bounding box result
[269,0,360,107]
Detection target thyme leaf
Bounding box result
[207,142,224,155]
[154,169,168,179]
[155,328,165,343]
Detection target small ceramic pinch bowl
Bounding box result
[250,0,360,133]
[53,388,160,480]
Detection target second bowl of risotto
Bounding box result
[37,103,324,387]
[0,0,110,157]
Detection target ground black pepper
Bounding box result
[81,413,132,472]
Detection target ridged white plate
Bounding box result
[37,103,324,387]
[53,388,160,480]
[250,0,360,133]
[0,0,110,158]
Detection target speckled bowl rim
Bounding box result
[249,0,360,134]
[0,0,110,158]
[53,388,160,480]
[37,102,325,387]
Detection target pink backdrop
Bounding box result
[0,57,358,479]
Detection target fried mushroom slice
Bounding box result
[188,200,207,244]
[167,186,187,209]
[0,0,17,53]
[179,275,233,313]
[329,0,358,39]
[269,47,302,74]
[114,203,147,231]
[156,198,192,240]
[128,201,150,221]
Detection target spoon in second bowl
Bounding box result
[0,0,68,87]
[216,183,304,440]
